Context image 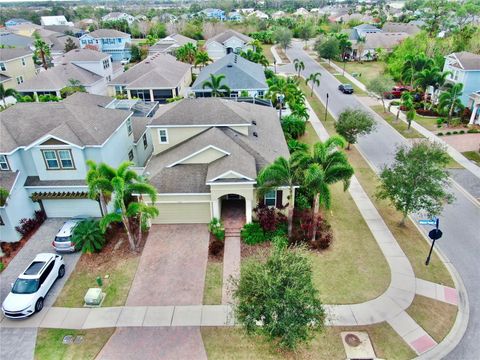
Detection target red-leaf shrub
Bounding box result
[254,204,288,233]
[416,109,440,117]
[15,210,46,237]
[291,209,333,250]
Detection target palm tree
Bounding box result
[240,49,269,67]
[249,39,262,53]
[293,136,354,242]
[414,66,442,110]
[72,219,105,254]
[293,58,305,78]
[267,76,298,119]
[258,156,303,238]
[336,33,352,74]
[86,160,115,216]
[98,161,159,251]
[202,74,231,97]
[195,50,211,69]
[438,83,464,124]
[0,84,17,108]
[306,72,321,96]
[175,42,197,65]
[396,92,414,126]
[401,54,434,87]
[33,33,51,70]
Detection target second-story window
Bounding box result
[16,76,24,85]
[42,149,75,170]
[158,129,168,144]
[126,118,133,135]
[128,149,134,161]
[0,62,6,71]
[0,155,10,171]
[143,133,148,149]
[21,57,26,66]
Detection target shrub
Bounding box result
[445,131,452,135]
[390,100,401,106]
[416,108,439,117]
[295,193,312,211]
[459,130,465,134]
[241,222,266,245]
[452,131,458,135]
[467,128,479,134]
[0,261,4,272]
[437,132,444,136]
[233,245,325,350]
[0,187,9,206]
[15,210,46,237]
[281,115,306,139]
[72,219,105,254]
[208,217,225,242]
[436,118,445,125]
[254,204,277,232]
[291,210,333,250]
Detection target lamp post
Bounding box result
[324,93,329,122]
[273,59,277,74]
[277,94,284,121]
[343,55,347,76]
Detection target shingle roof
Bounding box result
[0,93,131,153]
[132,116,152,142]
[86,29,130,38]
[36,29,79,53]
[0,31,33,48]
[24,176,87,187]
[206,29,252,45]
[0,171,19,193]
[191,53,268,91]
[109,53,190,89]
[450,52,480,71]
[0,47,32,61]
[16,63,102,91]
[54,48,109,63]
[357,32,409,50]
[149,34,197,53]
[382,22,420,35]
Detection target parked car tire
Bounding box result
[58,265,65,279]
[35,298,44,313]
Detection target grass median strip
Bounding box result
[370,105,424,139]
[203,260,223,304]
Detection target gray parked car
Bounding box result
[52,216,90,253]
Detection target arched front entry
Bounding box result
[220,194,246,229]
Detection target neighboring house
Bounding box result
[351,32,409,60]
[148,34,197,56]
[76,18,98,29]
[198,8,226,21]
[79,29,131,62]
[5,18,32,27]
[349,24,382,40]
[17,48,121,98]
[108,53,191,103]
[443,52,480,107]
[336,13,375,23]
[205,30,253,61]
[382,22,420,35]
[0,48,36,90]
[101,12,135,25]
[40,16,74,27]
[143,98,291,224]
[5,22,42,37]
[44,25,86,38]
[191,53,268,98]
[467,91,480,125]
[272,11,286,19]
[36,28,80,60]
[248,10,269,20]
[0,31,33,48]
[228,11,244,21]
[294,8,310,17]
[0,93,154,242]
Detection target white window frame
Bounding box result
[264,190,276,207]
[21,57,26,66]
[58,149,74,169]
[42,150,60,170]
[0,155,10,171]
[16,75,24,85]
[158,129,169,144]
[42,149,75,170]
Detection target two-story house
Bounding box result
[79,29,131,62]
[17,48,122,99]
[0,93,155,242]
[198,8,226,20]
[148,34,197,56]
[205,30,253,61]
[191,53,268,98]
[101,12,135,25]
[0,48,36,91]
[143,98,292,225]
[108,53,191,103]
[443,52,480,109]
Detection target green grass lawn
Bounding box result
[462,150,480,164]
[202,322,415,360]
[333,60,386,86]
[414,114,440,132]
[203,260,223,304]
[406,295,458,343]
[370,105,424,139]
[35,328,114,360]
[261,44,274,64]
[334,74,367,96]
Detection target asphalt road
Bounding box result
[286,42,480,360]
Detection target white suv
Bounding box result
[2,253,65,318]
[53,216,89,252]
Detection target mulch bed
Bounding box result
[208,233,224,262]
[0,225,42,270]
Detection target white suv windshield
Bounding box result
[55,236,71,242]
[12,279,39,294]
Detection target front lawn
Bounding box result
[414,113,440,132]
[201,322,415,359]
[35,328,114,360]
[370,105,424,139]
[462,150,480,165]
[261,44,274,64]
[203,260,223,304]
[333,60,386,86]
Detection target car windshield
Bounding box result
[344,84,353,89]
[12,278,39,294]
[55,236,71,243]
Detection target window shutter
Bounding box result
[276,190,283,208]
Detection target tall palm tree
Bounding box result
[293,58,305,77]
[414,66,442,110]
[293,136,354,241]
[175,42,197,65]
[438,83,464,124]
[194,50,211,69]
[401,54,434,87]
[86,160,116,216]
[202,74,231,97]
[258,156,303,238]
[240,49,269,67]
[336,33,352,74]
[306,72,321,96]
[33,33,51,70]
[267,76,298,119]
[98,161,159,251]
[0,84,17,108]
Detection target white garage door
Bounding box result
[43,199,102,218]
[152,202,211,224]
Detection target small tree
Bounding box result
[72,219,105,254]
[64,37,78,52]
[33,33,51,70]
[293,58,305,78]
[60,79,86,98]
[0,187,9,206]
[233,244,325,350]
[377,141,454,226]
[273,27,292,51]
[438,83,464,125]
[305,72,321,96]
[335,109,376,149]
[367,75,395,112]
[314,36,340,64]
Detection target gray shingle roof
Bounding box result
[36,29,79,53]
[206,29,252,45]
[0,171,19,193]
[109,53,190,89]
[357,32,409,50]
[382,22,420,35]
[191,53,268,91]
[149,34,197,53]
[54,48,109,63]
[0,93,131,153]
[0,31,33,48]
[86,29,130,38]
[24,176,87,187]
[451,52,480,71]
[0,47,32,61]
[132,116,152,142]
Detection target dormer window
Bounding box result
[158,129,168,144]
[0,155,10,171]
[42,149,75,170]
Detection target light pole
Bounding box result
[324,93,329,122]
[277,94,284,120]
[273,59,277,74]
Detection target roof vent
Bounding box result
[252,120,257,125]
[253,132,258,137]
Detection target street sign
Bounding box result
[419,219,437,225]
[428,229,443,241]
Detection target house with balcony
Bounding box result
[79,29,131,62]
[205,30,253,61]
[142,98,291,224]
[0,93,155,242]
[191,53,268,98]
[108,53,191,103]
[0,48,36,91]
[17,48,122,99]
[148,34,197,56]
[443,52,480,108]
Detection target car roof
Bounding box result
[20,253,56,279]
[56,217,87,237]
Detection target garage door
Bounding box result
[42,199,102,218]
[152,202,211,224]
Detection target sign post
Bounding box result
[425,218,442,266]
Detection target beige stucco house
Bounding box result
[0,48,36,90]
[143,98,292,224]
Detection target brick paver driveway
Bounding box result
[126,224,209,306]
[98,224,209,360]
[0,219,81,360]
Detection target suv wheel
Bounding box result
[58,265,65,279]
[35,298,44,313]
